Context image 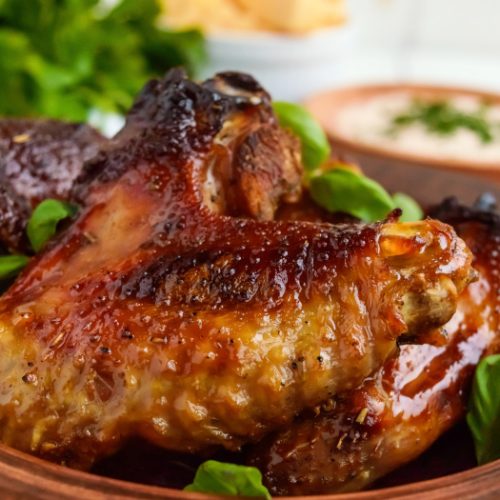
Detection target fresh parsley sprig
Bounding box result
[0,0,206,122]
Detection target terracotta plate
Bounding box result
[305,83,500,183]
[0,163,499,499]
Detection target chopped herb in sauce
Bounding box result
[390,99,496,144]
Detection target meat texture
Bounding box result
[0,119,105,252]
[247,197,500,496]
[0,71,472,469]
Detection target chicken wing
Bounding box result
[247,197,500,496]
[0,119,105,252]
[0,71,472,469]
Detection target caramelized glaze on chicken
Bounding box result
[247,197,500,496]
[0,71,472,469]
[0,119,105,252]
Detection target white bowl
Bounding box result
[201,26,355,102]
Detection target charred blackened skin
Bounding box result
[0,70,472,470]
[0,118,106,253]
[0,184,30,253]
[247,197,500,496]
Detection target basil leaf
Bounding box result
[0,254,29,280]
[310,168,396,222]
[184,460,271,499]
[392,192,423,222]
[467,354,500,465]
[27,199,78,252]
[273,101,331,171]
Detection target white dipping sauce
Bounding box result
[335,92,500,164]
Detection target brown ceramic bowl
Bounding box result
[0,439,499,499]
[305,83,500,183]
[0,164,499,499]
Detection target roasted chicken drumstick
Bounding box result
[0,70,472,469]
[248,197,500,496]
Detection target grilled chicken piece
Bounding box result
[247,197,500,496]
[0,70,472,469]
[0,119,105,252]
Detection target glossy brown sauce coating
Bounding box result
[92,199,498,493]
[0,118,105,252]
[246,198,500,496]
[0,71,471,470]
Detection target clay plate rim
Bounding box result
[304,83,500,178]
[0,440,498,499]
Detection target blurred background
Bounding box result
[1,0,499,118]
[346,0,500,91]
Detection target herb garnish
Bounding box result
[0,199,78,282]
[390,99,495,143]
[185,460,272,499]
[27,199,78,252]
[310,167,396,222]
[392,192,424,222]
[310,166,423,223]
[273,102,423,222]
[0,255,30,280]
[467,354,500,465]
[273,101,331,171]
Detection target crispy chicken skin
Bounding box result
[247,198,500,496]
[0,71,472,469]
[0,119,105,252]
[0,184,31,253]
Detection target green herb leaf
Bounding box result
[0,255,29,280]
[392,192,423,222]
[184,460,271,499]
[310,168,396,222]
[273,101,331,171]
[27,199,78,252]
[467,354,500,465]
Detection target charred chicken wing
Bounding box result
[248,198,500,496]
[0,71,472,469]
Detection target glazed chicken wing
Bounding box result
[247,197,500,496]
[0,71,472,469]
[0,119,105,252]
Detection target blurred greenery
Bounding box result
[0,0,206,121]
